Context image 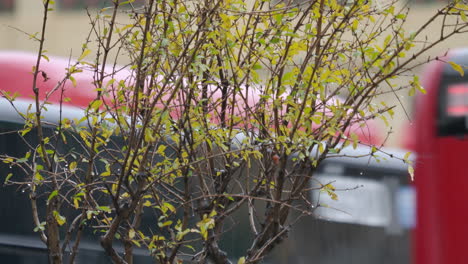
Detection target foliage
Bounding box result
[3,0,468,263]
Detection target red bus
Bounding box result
[0,51,413,263]
[406,48,468,264]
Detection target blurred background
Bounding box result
[0,0,467,147]
[1,2,466,264]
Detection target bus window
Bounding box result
[437,76,468,136]
[446,84,468,116]
[311,172,393,228]
[437,54,468,136]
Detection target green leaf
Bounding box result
[209,210,217,217]
[78,49,91,61]
[270,37,280,44]
[395,13,406,20]
[90,100,103,110]
[69,76,77,87]
[350,132,359,149]
[86,210,96,220]
[41,54,50,62]
[69,161,77,172]
[449,61,464,76]
[21,128,31,136]
[47,190,58,203]
[4,173,13,184]
[34,222,46,232]
[225,193,234,201]
[252,63,262,70]
[408,86,415,97]
[185,244,196,252]
[16,157,28,163]
[97,206,112,213]
[461,11,467,22]
[157,144,166,154]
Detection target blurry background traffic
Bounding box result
[1,0,467,147]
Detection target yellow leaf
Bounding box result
[163,202,176,213]
[144,130,154,142]
[69,76,77,87]
[238,257,246,264]
[53,211,66,226]
[449,61,464,77]
[86,210,93,220]
[132,239,141,247]
[352,20,359,31]
[69,161,77,172]
[404,151,411,162]
[158,221,173,227]
[200,226,208,240]
[129,229,135,239]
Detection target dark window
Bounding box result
[435,52,468,136]
[437,75,468,136]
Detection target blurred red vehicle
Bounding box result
[0,51,383,145]
[404,48,468,264]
